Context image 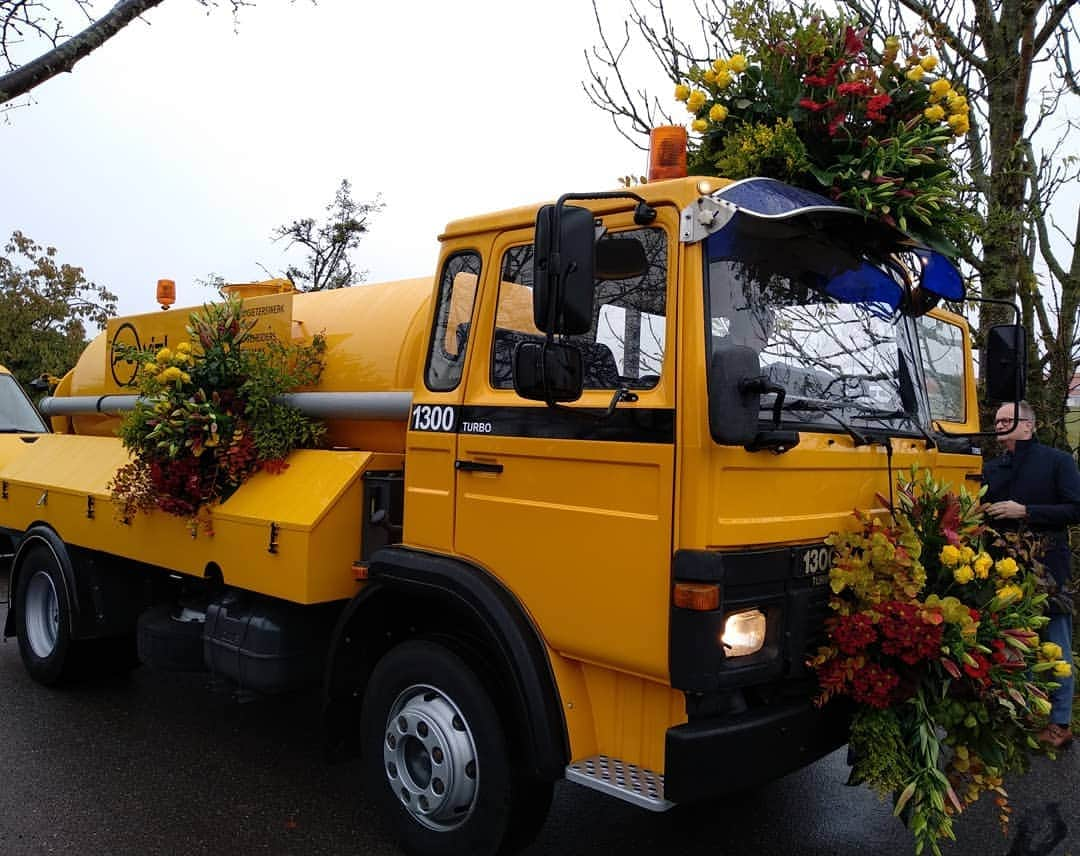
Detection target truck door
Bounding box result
[453,211,678,680]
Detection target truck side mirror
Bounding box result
[709,344,763,445]
[512,340,583,403]
[533,204,595,335]
[985,324,1027,402]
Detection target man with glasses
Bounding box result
[983,400,1079,749]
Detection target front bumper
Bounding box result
[663,697,850,803]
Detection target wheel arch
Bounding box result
[3,523,80,640]
[323,546,569,781]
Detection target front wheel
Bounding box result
[361,639,548,856]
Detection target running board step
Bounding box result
[565,755,674,812]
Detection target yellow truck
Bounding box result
[0,172,1024,855]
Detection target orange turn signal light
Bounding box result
[648,126,688,182]
[157,278,176,310]
[673,582,720,611]
[352,561,370,580]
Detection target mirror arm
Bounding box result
[602,386,639,418]
[739,376,785,427]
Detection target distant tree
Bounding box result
[272,179,384,291]
[0,230,117,385]
[0,0,249,108]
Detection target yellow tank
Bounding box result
[52,278,435,452]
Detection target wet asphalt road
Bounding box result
[1,586,1078,856]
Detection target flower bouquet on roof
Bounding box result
[672,1,972,253]
[810,467,1069,855]
[109,295,326,533]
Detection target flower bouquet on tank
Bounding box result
[672,2,973,253]
[810,467,1070,855]
[109,295,326,533]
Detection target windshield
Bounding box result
[0,374,47,433]
[706,232,923,436]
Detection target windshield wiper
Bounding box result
[850,409,936,449]
[783,399,870,446]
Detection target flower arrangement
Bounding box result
[811,467,1069,855]
[110,295,326,531]
[673,2,972,251]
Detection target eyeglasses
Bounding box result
[994,417,1031,426]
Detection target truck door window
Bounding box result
[425,252,482,392]
[491,227,667,390]
[915,314,966,422]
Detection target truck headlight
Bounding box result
[721,609,766,657]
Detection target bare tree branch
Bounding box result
[0,0,167,106]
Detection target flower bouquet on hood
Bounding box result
[672,1,973,253]
[811,467,1069,855]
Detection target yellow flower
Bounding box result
[159,366,182,383]
[940,544,961,567]
[714,69,733,89]
[713,58,729,72]
[1053,661,1073,678]
[703,69,717,84]
[687,90,707,112]
[995,557,1019,579]
[155,347,172,363]
[960,545,975,564]
[994,584,1023,606]
[906,65,925,82]
[930,79,951,97]
[973,553,993,579]
[947,93,969,114]
[691,118,708,132]
[950,117,970,136]
[884,35,901,50]
[920,55,939,71]
[729,53,748,73]
[1041,641,1063,660]
[675,84,690,102]
[953,565,975,584]
[176,341,191,354]
[709,103,729,122]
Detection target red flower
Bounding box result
[832,613,877,654]
[843,26,866,56]
[963,652,992,684]
[800,98,837,113]
[851,661,901,708]
[828,113,847,136]
[865,93,891,122]
[837,81,873,98]
[803,74,831,87]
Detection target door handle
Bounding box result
[455,459,504,474]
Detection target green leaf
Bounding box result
[894,780,918,816]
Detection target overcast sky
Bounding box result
[3,1,1075,324]
[1,0,665,316]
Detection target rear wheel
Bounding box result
[361,639,550,856]
[15,542,78,686]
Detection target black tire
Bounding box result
[14,542,79,686]
[361,639,549,856]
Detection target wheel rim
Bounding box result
[24,570,60,659]
[383,683,479,831]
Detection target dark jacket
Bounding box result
[982,438,1080,586]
